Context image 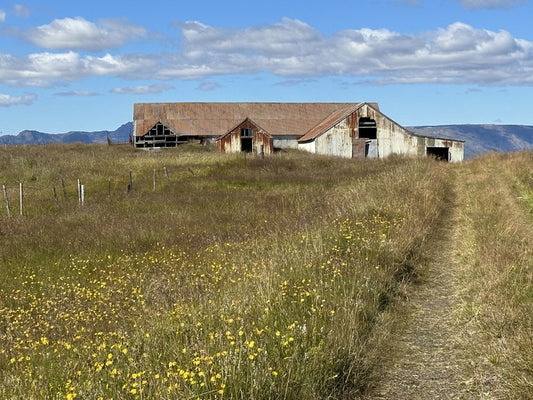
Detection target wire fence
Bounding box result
[1,166,175,218]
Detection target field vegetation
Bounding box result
[0,144,531,399]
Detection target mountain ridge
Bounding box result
[1,122,532,159]
[0,122,133,146]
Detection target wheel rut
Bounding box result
[363,169,474,400]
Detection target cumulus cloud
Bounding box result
[458,0,526,9]
[0,51,156,87]
[0,93,36,106]
[0,10,6,23]
[111,83,174,94]
[1,18,533,87]
[25,17,147,51]
[159,19,533,86]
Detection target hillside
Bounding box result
[0,122,132,145]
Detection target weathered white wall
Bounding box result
[311,121,353,158]
[273,136,299,149]
[297,104,464,162]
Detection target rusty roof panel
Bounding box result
[133,102,374,137]
[298,105,361,142]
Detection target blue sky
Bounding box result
[1,0,532,135]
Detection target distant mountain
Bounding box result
[408,124,533,159]
[1,122,532,159]
[0,122,133,146]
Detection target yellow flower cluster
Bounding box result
[0,213,404,398]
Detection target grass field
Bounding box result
[0,144,531,399]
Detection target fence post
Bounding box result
[19,182,23,216]
[2,184,10,217]
[61,178,67,199]
[163,167,169,181]
[53,186,59,208]
[153,169,157,191]
[80,184,85,206]
[77,179,81,205]
[127,171,133,193]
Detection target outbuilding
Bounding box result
[133,102,464,162]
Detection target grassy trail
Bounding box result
[364,166,473,399]
[365,155,533,399]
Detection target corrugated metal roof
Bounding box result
[297,104,362,142]
[134,102,378,137]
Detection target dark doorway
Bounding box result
[241,128,253,152]
[427,147,449,161]
[358,117,377,139]
[241,138,253,152]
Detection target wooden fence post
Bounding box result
[61,178,67,199]
[2,184,10,217]
[77,179,81,205]
[127,171,133,193]
[163,167,169,180]
[53,186,59,208]
[19,182,23,216]
[80,184,85,206]
[153,169,157,191]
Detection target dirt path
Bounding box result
[363,169,477,399]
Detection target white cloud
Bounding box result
[0,51,155,87]
[0,93,36,106]
[25,17,147,51]
[55,90,99,96]
[197,81,220,91]
[111,83,173,94]
[160,19,533,86]
[458,0,525,9]
[13,4,30,17]
[1,18,533,88]
[0,10,6,23]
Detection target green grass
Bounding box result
[0,144,531,399]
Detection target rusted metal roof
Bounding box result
[134,102,378,137]
[298,104,362,142]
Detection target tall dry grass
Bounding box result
[454,152,533,399]
[0,144,455,399]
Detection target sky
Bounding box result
[0,0,532,135]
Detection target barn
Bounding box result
[133,102,464,162]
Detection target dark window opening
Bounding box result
[358,117,377,139]
[135,122,179,148]
[241,128,253,137]
[241,137,253,152]
[427,147,450,161]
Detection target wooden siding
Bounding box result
[217,119,274,154]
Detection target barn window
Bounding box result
[136,121,178,148]
[358,117,377,139]
[241,128,253,137]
